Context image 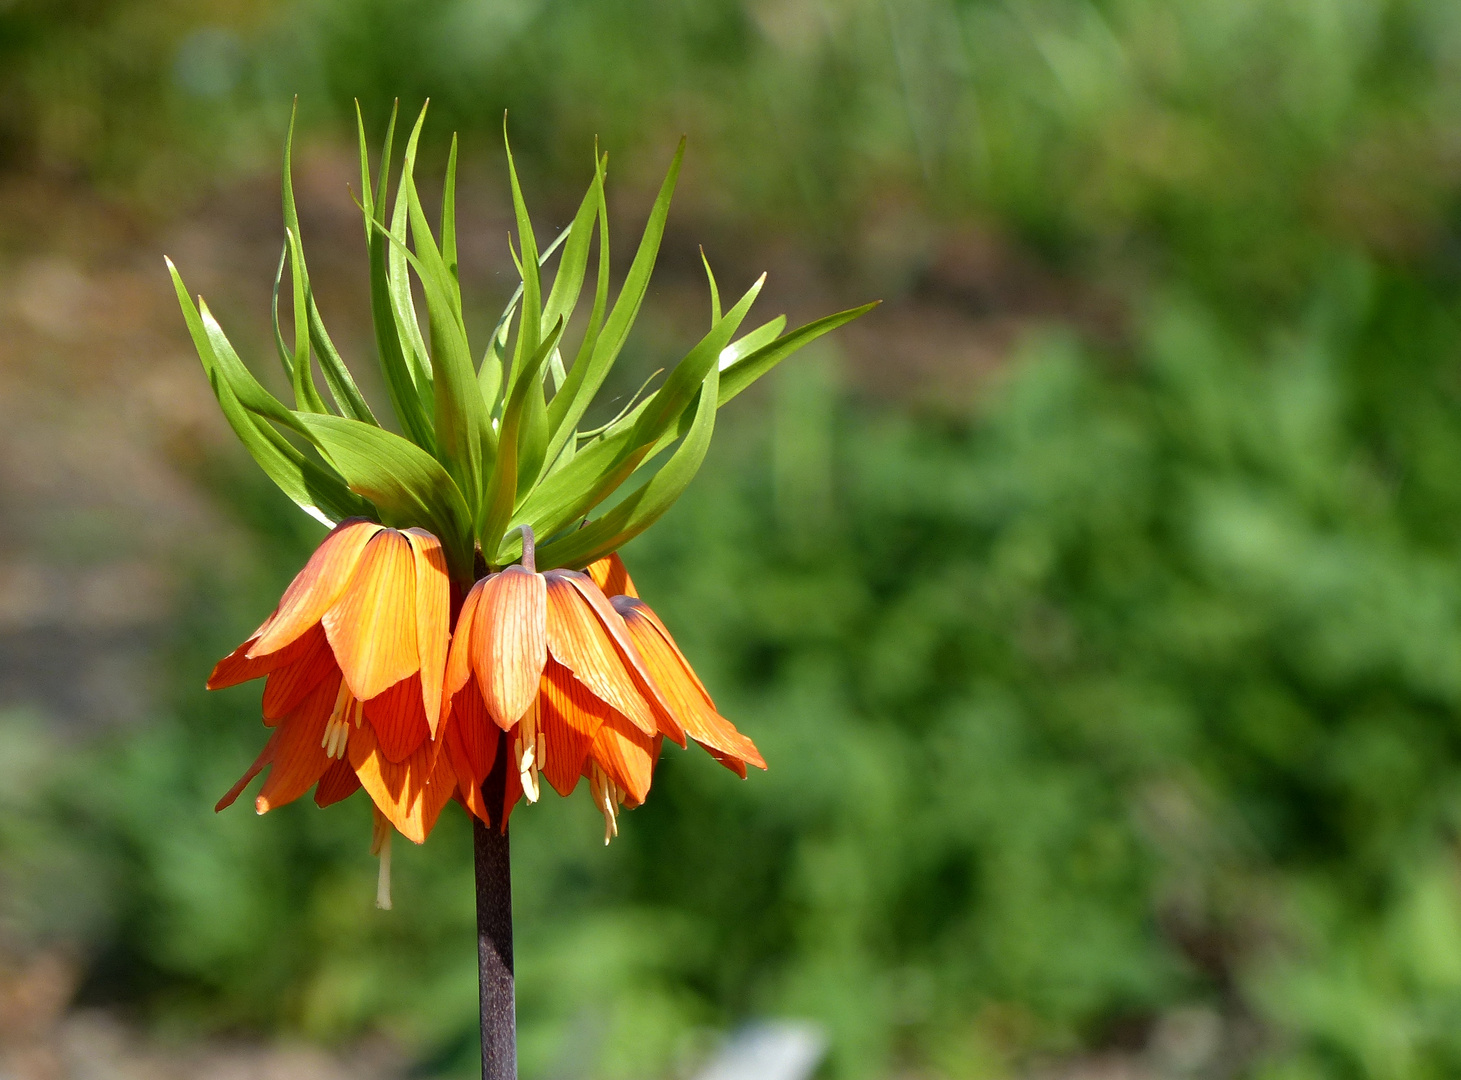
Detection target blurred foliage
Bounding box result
[7,0,1461,1079]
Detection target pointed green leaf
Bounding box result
[357,102,436,450]
[441,133,460,301]
[533,365,720,571]
[717,302,879,407]
[478,318,563,564]
[285,227,330,415]
[397,104,490,512]
[717,315,786,370]
[503,123,543,400]
[625,272,762,449]
[546,142,680,450]
[169,257,369,524]
[293,412,475,581]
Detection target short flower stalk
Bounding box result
[171,100,872,1077]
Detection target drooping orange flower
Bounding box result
[208,518,457,904]
[440,541,763,842]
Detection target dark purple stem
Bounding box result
[474,728,516,1079]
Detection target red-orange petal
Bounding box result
[404,529,450,736]
[587,711,658,805]
[441,580,483,725]
[363,673,431,763]
[260,625,335,723]
[256,673,340,812]
[349,714,454,843]
[252,519,381,656]
[322,528,420,702]
[585,553,638,599]
[449,679,499,785]
[215,729,279,812]
[539,660,613,797]
[314,758,362,807]
[208,613,315,690]
[612,596,765,770]
[544,571,661,737]
[471,566,547,730]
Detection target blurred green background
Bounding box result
[7,1,1461,1077]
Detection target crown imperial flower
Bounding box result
[171,97,871,1070]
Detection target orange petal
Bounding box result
[260,625,335,723]
[588,711,657,805]
[314,758,362,807]
[612,596,765,769]
[539,660,612,797]
[449,680,499,784]
[215,729,279,812]
[404,529,450,736]
[252,519,381,655]
[322,529,420,702]
[349,715,454,843]
[471,566,547,729]
[447,721,490,824]
[208,613,315,690]
[704,746,749,779]
[256,674,340,812]
[441,580,484,725]
[543,571,664,738]
[363,674,431,763]
[584,553,638,598]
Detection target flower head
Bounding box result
[177,103,870,898]
[441,532,761,841]
[209,520,456,905]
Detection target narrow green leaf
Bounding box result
[546,142,680,450]
[286,228,330,415]
[294,412,475,581]
[533,365,720,571]
[168,257,368,524]
[701,248,722,324]
[357,103,436,451]
[441,133,460,302]
[626,272,762,449]
[717,302,880,407]
[512,422,638,542]
[389,109,433,396]
[307,293,379,425]
[503,121,543,399]
[478,319,563,564]
[397,108,489,514]
[270,245,294,381]
[516,376,550,497]
[541,164,600,353]
[718,315,786,370]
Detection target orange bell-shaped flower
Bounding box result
[208,518,457,862]
[440,538,763,843]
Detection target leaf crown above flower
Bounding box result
[168,100,875,582]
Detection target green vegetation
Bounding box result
[8,0,1461,1077]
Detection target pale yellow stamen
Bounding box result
[370,806,393,910]
[515,703,542,804]
[321,679,357,760]
[589,764,621,845]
